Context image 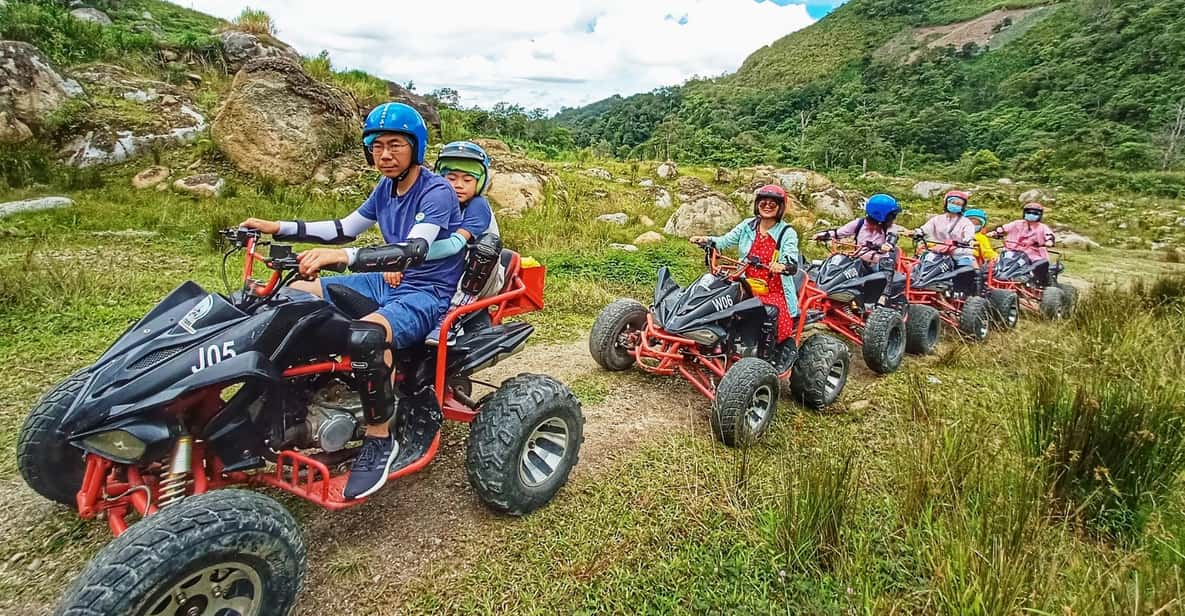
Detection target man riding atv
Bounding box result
[690,184,800,372]
[239,102,463,500]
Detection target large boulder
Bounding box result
[59,64,206,166]
[1056,230,1100,250]
[132,165,170,189]
[212,58,358,183]
[775,168,832,193]
[634,231,665,245]
[653,188,673,209]
[663,194,741,237]
[912,181,955,199]
[586,167,612,180]
[487,171,545,214]
[656,161,678,179]
[380,81,441,132]
[218,31,300,72]
[810,188,856,219]
[0,41,82,142]
[69,8,112,25]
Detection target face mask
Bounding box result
[1024,213,1040,222]
[946,204,963,215]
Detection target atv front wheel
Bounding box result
[467,374,584,515]
[711,357,779,447]
[789,335,850,410]
[589,299,647,371]
[862,307,906,374]
[54,490,306,616]
[958,296,991,341]
[905,304,940,355]
[1040,287,1068,320]
[987,289,1020,330]
[17,371,88,506]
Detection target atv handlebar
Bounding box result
[699,242,796,278]
[219,227,347,303]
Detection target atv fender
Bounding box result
[104,351,280,420]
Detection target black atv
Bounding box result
[986,239,1078,319]
[904,236,1019,341]
[19,228,583,615]
[803,239,925,374]
[589,243,850,447]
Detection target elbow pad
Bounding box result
[274,220,356,245]
[351,238,428,272]
[460,233,503,296]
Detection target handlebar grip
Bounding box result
[321,261,348,273]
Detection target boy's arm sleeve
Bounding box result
[834,219,858,239]
[426,232,468,260]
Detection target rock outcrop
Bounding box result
[211,58,358,183]
[218,31,300,72]
[381,81,441,131]
[912,181,956,199]
[59,64,206,166]
[0,196,73,219]
[0,41,82,142]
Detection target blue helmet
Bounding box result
[362,102,428,166]
[435,141,491,195]
[964,208,988,226]
[865,193,901,224]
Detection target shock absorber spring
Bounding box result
[159,435,193,508]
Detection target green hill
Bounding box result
[556,0,1185,191]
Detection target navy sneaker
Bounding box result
[424,322,460,347]
[343,433,399,500]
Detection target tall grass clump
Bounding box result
[1016,278,1185,538]
[760,452,856,574]
[229,8,276,36]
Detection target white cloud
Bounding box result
[182,0,816,111]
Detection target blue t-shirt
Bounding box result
[459,196,497,237]
[358,167,463,298]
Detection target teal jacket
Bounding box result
[710,218,800,316]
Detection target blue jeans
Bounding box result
[320,274,449,349]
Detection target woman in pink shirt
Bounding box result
[915,190,977,265]
[988,202,1056,285]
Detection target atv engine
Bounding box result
[283,382,363,452]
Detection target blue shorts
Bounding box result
[320,274,448,349]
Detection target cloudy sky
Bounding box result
[184,0,848,111]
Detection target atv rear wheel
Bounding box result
[789,335,850,410]
[589,299,647,371]
[54,490,306,616]
[1056,283,1079,314]
[467,374,584,515]
[17,371,88,506]
[1040,287,1068,320]
[958,296,991,341]
[862,307,906,374]
[905,304,940,355]
[711,357,779,447]
[987,289,1020,330]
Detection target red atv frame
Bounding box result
[799,238,922,373]
[898,237,1001,341]
[984,239,1077,319]
[590,246,851,447]
[73,234,553,535]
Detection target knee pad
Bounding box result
[348,321,388,368]
[460,233,502,297]
[348,321,394,424]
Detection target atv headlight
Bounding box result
[83,430,147,463]
[683,329,720,345]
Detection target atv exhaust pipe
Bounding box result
[159,435,193,508]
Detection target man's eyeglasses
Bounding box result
[366,141,411,154]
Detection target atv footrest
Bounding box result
[256,433,443,509]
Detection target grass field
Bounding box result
[1,155,1184,614]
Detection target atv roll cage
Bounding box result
[76,228,548,533]
[799,239,906,347]
[900,234,975,330]
[985,238,1067,315]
